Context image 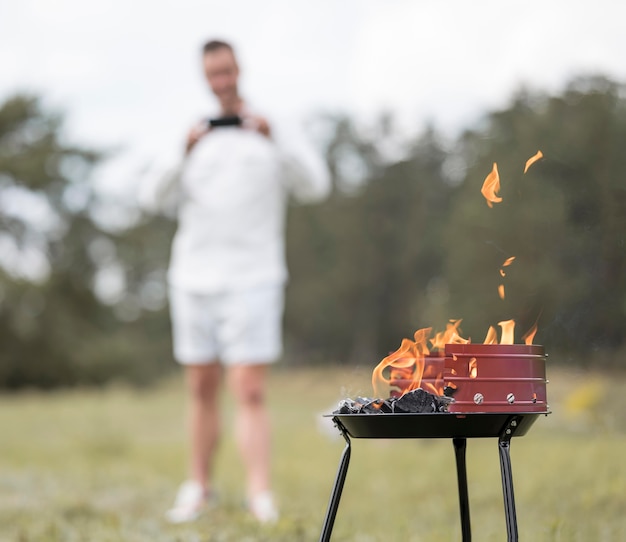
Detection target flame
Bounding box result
[372,330,431,399]
[366,152,546,402]
[430,319,470,350]
[388,365,415,397]
[498,284,505,299]
[500,256,515,278]
[421,358,444,396]
[483,326,498,344]
[498,319,516,345]
[368,399,385,411]
[413,327,432,356]
[481,162,502,208]
[469,358,478,378]
[372,322,472,399]
[522,322,538,345]
[446,382,457,390]
[524,150,543,174]
[420,380,442,396]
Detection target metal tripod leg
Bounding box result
[498,416,522,542]
[453,438,472,542]
[319,421,352,542]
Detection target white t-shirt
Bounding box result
[138,117,330,293]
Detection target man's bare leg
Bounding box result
[185,363,222,492]
[227,364,271,499]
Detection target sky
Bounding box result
[2,0,626,197]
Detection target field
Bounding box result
[1,365,626,541]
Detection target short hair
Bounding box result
[202,39,235,55]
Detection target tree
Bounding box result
[0,95,174,388]
[284,119,453,364]
[442,76,626,359]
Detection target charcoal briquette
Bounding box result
[393,388,437,413]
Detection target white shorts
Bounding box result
[169,285,284,365]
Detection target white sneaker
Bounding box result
[165,480,213,524]
[248,491,279,524]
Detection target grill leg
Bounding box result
[453,438,472,542]
[498,417,521,542]
[319,423,352,542]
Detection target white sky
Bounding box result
[2,0,626,196]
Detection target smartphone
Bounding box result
[207,116,242,128]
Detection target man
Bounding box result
[139,40,330,524]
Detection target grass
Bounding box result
[1,364,626,541]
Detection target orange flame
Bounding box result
[483,326,498,344]
[372,323,470,398]
[500,256,515,278]
[498,319,516,344]
[369,153,545,401]
[498,257,515,299]
[524,150,543,174]
[413,327,432,356]
[420,379,443,396]
[469,358,478,378]
[372,330,431,399]
[430,319,470,350]
[481,162,502,208]
[522,322,538,345]
[420,356,444,396]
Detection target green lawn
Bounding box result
[1,365,625,541]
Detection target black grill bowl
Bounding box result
[329,412,547,439]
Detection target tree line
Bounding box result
[1,74,625,388]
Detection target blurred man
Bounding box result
[139,39,330,524]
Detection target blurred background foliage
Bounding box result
[1,74,625,389]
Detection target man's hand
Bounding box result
[243,115,271,138]
[185,114,270,155]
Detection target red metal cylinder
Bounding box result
[443,343,548,413]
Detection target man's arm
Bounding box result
[138,120,209,214]
[275,122,331,204]
[136,158,184,215]
[185,121,210,155]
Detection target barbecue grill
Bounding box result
[319,343,550,542]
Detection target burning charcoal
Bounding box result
[334,397,383,414]
[444,385,458,398]
[436,395,454,412]
[392,388,437,413]
[334,389,453,415]
[358,402,373,413]
[334,398,360,414]
[356,397,385,414]
[361,398,394,413]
